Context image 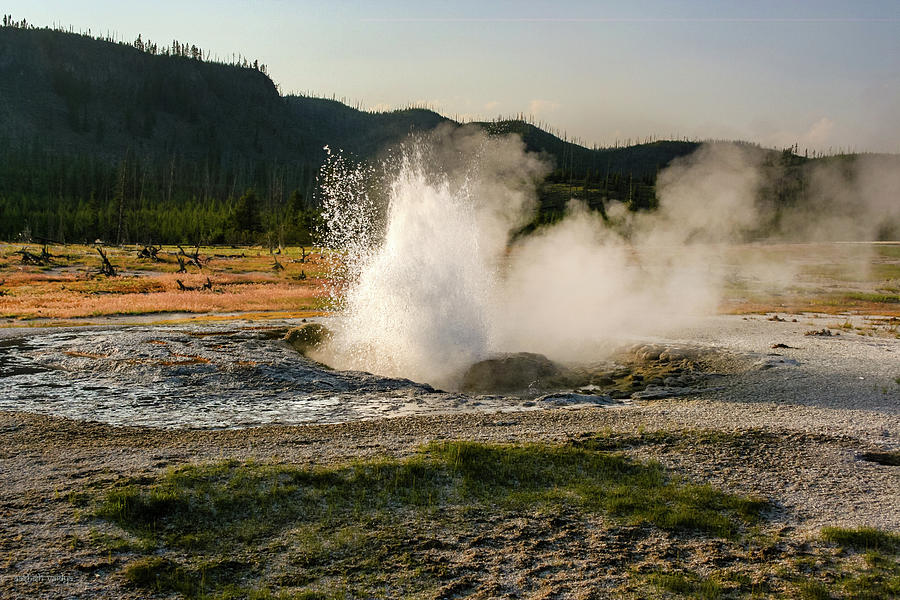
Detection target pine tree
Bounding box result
[232,188,262,235]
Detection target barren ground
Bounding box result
[0,242,898,599]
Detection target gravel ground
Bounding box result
[0,313,898,598]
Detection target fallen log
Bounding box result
[14,246,55,266]
[176,277,213,292]
[137,245,162,261]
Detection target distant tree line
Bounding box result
[1,15,269,76]
[0,147,320,246]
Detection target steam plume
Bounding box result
[316,130,899,387]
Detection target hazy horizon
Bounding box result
[6,0,900,154]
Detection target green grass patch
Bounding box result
[97,443,767,547]
[572,428,779,453]
[808,527,900,599]
[841,291,900,304]
[89,441,768,598]
[795,580,832,600]
[647,570,725,599]
[821,527,900,553]
[871,261,900,281]
[429,441,766,537]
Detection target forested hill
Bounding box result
[0,25,458,243]
[3,24,862,245]
[0,25,711,244]
[0,25,450,189]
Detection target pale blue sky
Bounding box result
[7,1,900,152]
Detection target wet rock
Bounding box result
[756,356,801,370]
[805,328,838,337]
[659,347,700,362]
[630,386,694,400]
[461,352,563,392]
[535,393,616,407]
[284,323,330,354]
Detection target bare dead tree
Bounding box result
[272,256,284,272]
[176,255,188,273]
[177,244,203,270]
[96,247,117,277]
[137,245,161,261]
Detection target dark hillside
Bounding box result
[0,27,451,243]
[284,97,449,159]
[0,26,291,159]
[480,120,699,179]
[3,25,889,244]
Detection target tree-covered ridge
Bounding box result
[1,15,270,74]
[0,25,447,244]
[1,24,893,245]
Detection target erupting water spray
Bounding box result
[314,130,899,389]
[314,128,547,387]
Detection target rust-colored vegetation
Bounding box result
[2,242,899,325]
[0,243,333,323]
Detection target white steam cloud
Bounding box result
[774,154,900,241]
[315,128,899,388]
[316,126,549,385]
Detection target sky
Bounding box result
[7,0,900,153]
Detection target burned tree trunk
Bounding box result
[176,277,213,292]
[178,244,203,270]
[15,247,50,266]
[96,247,117,277]
[137,245,161,261]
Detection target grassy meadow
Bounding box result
[0,243,333,323]
[717,243,900,318]
[2,241,898,326]
[69,436,899,599]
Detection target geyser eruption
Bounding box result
[315,129,900,389]
[315,126,549,386]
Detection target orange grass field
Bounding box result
[0,243,334,323]
[0,242,899,326]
